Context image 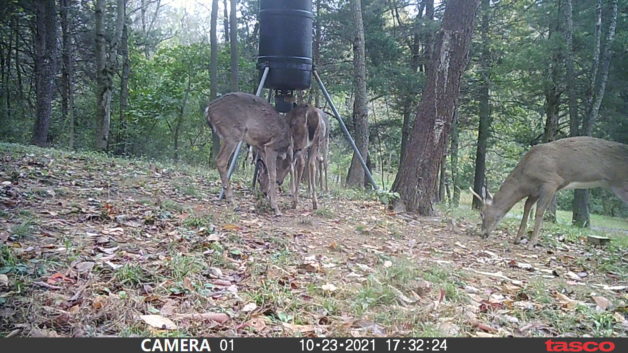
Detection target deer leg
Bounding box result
[292,153,305,209]
[264,147,281,215]
[528,186,557,249]
[309,152,318,210]
[514,196,538,244]
[216,140,238,202]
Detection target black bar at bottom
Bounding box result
[0,337,623,353]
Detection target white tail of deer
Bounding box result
[475,136,627,248]
[205,92,292,215]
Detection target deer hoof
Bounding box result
[291,201,297,209]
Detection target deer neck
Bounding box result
[490,179,526,219]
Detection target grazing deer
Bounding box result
[471,136,628,249]
[259,104,326,210]
[205,92,292,215]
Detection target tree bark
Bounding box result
[32,0,57,147]
[391,0,480,215]
[472,0,491,210]
[345,0,369,188]
[564,0,578,137]
[224,0,230,43]
[59,0,75,149]
[229,0,238,92]
[209,0,220,168]
[174,75,191,162]
[95,0,125,151]
[118,16,130,155]
[573,0,618,228]
[542,2,563,223]
[450,109,460,207]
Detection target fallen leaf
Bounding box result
[592,296,611,311]
[321,283,337,292]
[75,261,95,273]
[140,314,178,330]
[242,302,257,312]
[0,274,8,288]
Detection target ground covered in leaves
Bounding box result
[1,143,627,337]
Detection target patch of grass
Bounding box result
[520,279,553,304]
[167,254,207,281]
[176,181,201,198]
[183,214,213,229]
[0,245,28,275]
[114,264,150,287]
[160,199,185,213]
[313,207,335,218]
[355,225,369,235]
[422,266,466,302]
[297,218,313,226]
[10,218,37,239]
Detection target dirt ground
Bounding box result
[1,144,626,337]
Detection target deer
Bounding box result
[259,104,326,210]
[205,92,292,215]
[470,136,628,249]
[315,112,330,193]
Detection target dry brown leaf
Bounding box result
[140,314,178,330]
[75,261,95,273]
[592,296,611,311]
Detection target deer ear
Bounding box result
[486,190,494,201]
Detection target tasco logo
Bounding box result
[545,340,616,352]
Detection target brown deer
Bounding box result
[259,104,326,210]
[471,136,628,249]
[205,92,292,215]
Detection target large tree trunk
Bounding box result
[32,0,57,147]
[345,0,369,188]
[391,0,480,215]
[209,0,220,168]
[229,0,238,92]
[59,0,75,149]
[573,0,618,227]
[95,0,125,151]
[471,0,491,210]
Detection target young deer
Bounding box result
[259,104,326,210]
[472,136,628,249]
[205,92,292,215]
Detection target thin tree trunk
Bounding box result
[313,0,322,107]
[573,0,618,228]
[346,0,369,188]
[391,0,480,215]
[450,109,460,207]
[224,0,230,43]
[209,0,220,168]
[229,0,238,92]
[95,0,125,151]
[174,75,191,162]
[118,17,130,154]
[32,0,57,147]
[472,0,491,210]
[542,2,563,223]
[564,0,578,137]
[59,0,75,149]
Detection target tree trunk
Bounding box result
[229,0,238,92]
[32,0,57,147]
[391,0,480,215]
[118,16,130,155]
[313,0,322,107]
[542,2,563,223]
[573,0,618,228]
[59,0,75,149]
[472,0,491,210]
[209,0,220,168]
[95,0,125,151]
[564,0,578,137]
[174,76,191,162]
[224,0,230,43]
[450,109,460,207]
[345,0,369,188]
